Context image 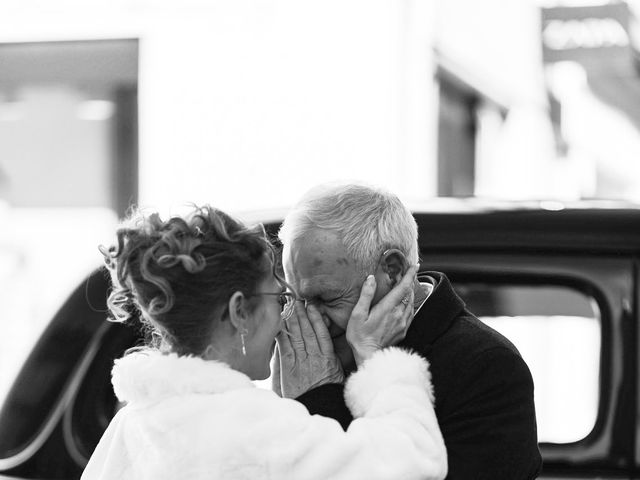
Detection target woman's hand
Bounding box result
[275,302,345,398]
[346,265,417,367]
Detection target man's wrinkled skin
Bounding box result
[283,228,426,372]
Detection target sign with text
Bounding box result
[541,3,632,71]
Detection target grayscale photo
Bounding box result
[0,1,639,479]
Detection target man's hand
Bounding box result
[347,265,417,367]
[275,302,345,398]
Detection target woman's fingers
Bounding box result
[403,289,415,319]
[295,301,319,352]
[276,328,294,361]
[307,304,334,355]
[271,345,283,396]
[346,267,420,367]
[388,289,415,345]
[351,275,377,322]
[379,265,418,309]
[277,304,345,397]
[284,305,307,356]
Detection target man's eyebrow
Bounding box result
[298,281,342,298]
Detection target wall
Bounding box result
[0,0,438,212]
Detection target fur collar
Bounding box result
[111,350,255,405]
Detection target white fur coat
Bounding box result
[81,347,447,480]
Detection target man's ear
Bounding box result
[373,249,408,294]
[227,291,249,331]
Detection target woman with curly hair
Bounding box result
[82,205,447,480]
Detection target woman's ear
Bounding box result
[227,291,249,331]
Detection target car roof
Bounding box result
[238,198,640,254]
[408,198,640,253]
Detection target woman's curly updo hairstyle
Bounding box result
[100,205,274,356]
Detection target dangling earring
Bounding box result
[240,329,248,356]
[203,344,215,360]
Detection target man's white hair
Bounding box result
[279,183,418,273]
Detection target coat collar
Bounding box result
[111,350,255,405]
[400,271,466,353]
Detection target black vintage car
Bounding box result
[1,201,639,479]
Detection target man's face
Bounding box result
[283,228,366,344]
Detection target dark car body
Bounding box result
[1,202,640,479]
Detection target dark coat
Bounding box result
[297,271,543,480]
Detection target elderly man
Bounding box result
[276,183,542,480]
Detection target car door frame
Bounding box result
[418,249,636,479]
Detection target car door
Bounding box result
[0,269,139,479]
[420,250,635,479]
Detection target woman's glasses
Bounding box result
[251,291,298,320]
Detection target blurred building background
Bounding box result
[1,0,639,445]
[3,0,640,210]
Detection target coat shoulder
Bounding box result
[439,310,522,358]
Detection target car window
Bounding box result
[454,283,600,444]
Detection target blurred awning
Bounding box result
[541,2,640,132]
